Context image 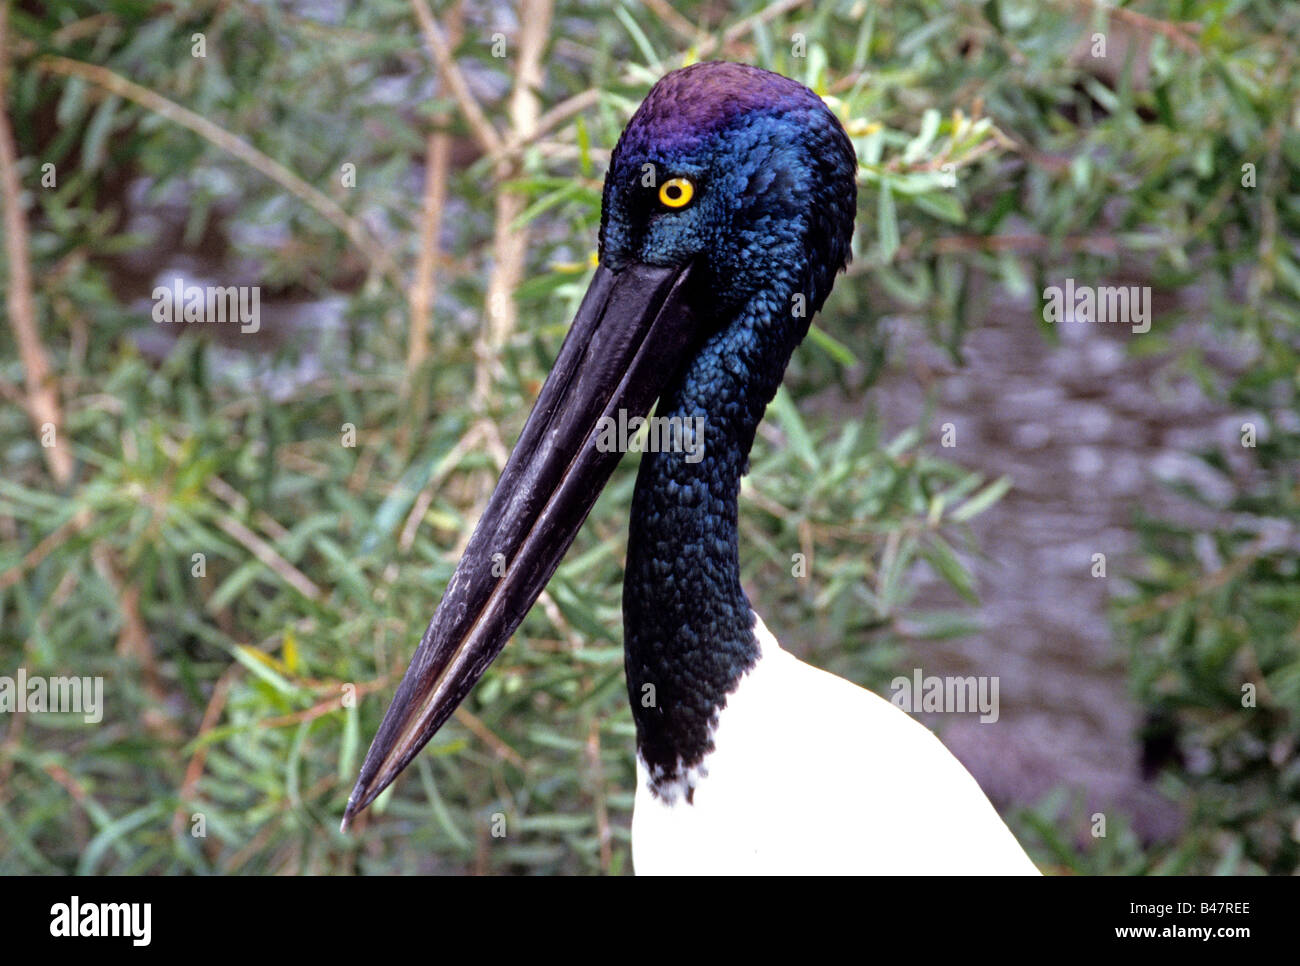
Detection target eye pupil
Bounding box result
[659,177,693,208]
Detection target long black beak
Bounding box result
[342,261,697,829]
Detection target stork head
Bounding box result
[342,63,857,829]
[601,61,857,321]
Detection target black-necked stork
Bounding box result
[343,62,1038,874]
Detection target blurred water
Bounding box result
[858,282,1248,843]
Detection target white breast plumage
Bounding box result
[631,615,1040,875]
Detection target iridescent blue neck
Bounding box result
[623,279,810,796]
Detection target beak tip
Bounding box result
[340,783,367,832]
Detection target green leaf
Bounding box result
[768,387,819,471]
[549,579,615,643]
[807,323,859,367]
[82,95,121,173]
[912,191,966,224]
[877,180,900,263]
[904,108,941,164]
[575,115,593,178]
[922,535,978,604]
[951,476,1012,523]
[229,645,306,699]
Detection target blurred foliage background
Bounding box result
[0,0,1296,874]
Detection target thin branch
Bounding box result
[407,4,463,391]
[0,511,89,591]
[497,88,599,162]
[452,706,525,768]
[1,8,74,487]
[930,233,1123,256]
[476,0,554,408]
[212,513,323,603]
[408,132,453,377]
[258,674,394,729]
[1122,536,1270,623]
[90,545,183,741]
[172,667,236,836]
[398,422,486,551]
[584,718,613,872]
[410,0,504,155]
[1071,0,1202,56]
[642,0,703,44]
[712,0,808,52]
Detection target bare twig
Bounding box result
[453,706,525,768]
[398,422,486,551]
[407,4,464,391]
[204,475,290,541]
[869,232,1126,268]
[717,0,805,47]
[476,0,555,408]
[1072,0,1202,55]
[90,545,183,741]
[259,674,395,729]
[930,233,1123,256]
[0,8,74,487]
[1122,536,1271,623]
[0,511,90,591]
[408,132,454,375]
[172,667,236,836]
[643,0,703,44]
[212,513,323,602]
[497,87,600,162]
[410,0,503,155]
[584,718,613,872]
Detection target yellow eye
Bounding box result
[658,177,695,209]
